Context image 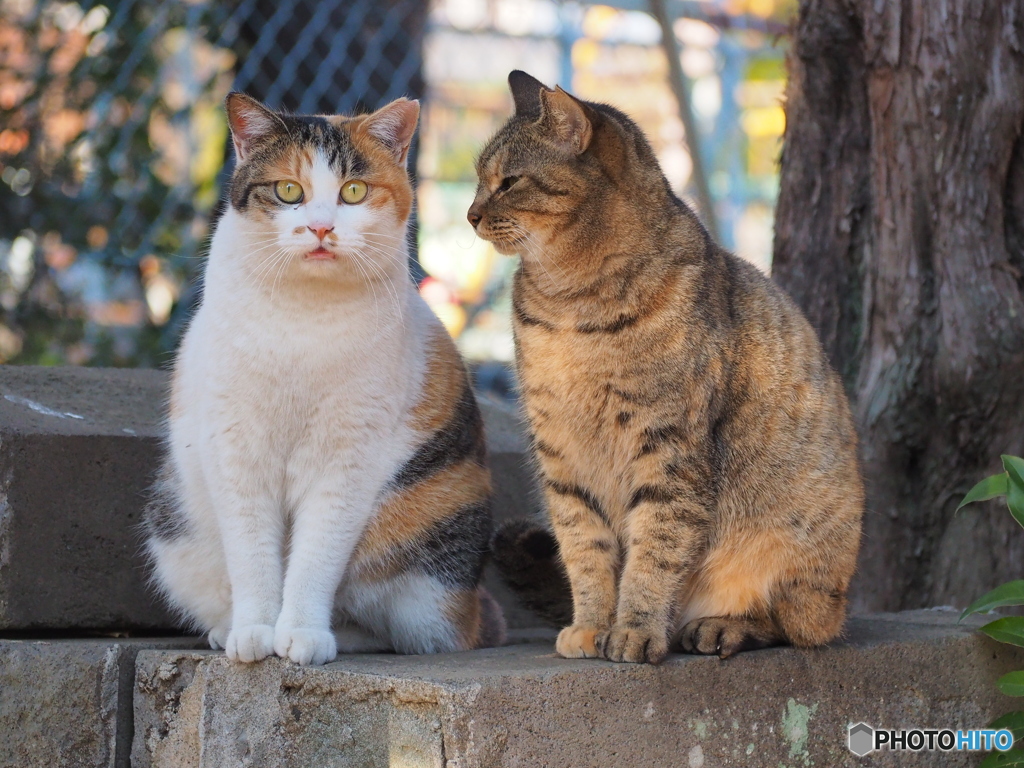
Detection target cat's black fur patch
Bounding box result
[389,383,486,490]
[414,501,492,589]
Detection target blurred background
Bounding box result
[0,0,793,396]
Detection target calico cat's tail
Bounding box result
[490,519,573,628]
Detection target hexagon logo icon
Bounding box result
[848,722,874,756]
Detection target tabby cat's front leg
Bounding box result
[598,459,712,664]
[542,479,620,659]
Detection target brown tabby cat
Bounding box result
[472,71,863,664]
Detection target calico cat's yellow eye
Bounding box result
[340,180,368,204]
[275,180,303,204]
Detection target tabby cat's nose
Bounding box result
[467,208,482,228]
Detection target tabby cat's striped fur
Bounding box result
[473,72,863,664]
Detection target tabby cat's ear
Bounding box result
[225,93,286,161]
[539,87,593,155]
[508,70,548,118]
[360,98,420,166]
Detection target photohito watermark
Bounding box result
[847,722,1014,757]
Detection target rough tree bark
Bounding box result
[774,0,1024,612]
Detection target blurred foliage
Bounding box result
[959,456,1024,764]
[0,0,235,366]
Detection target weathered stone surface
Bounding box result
[132,610,1021,768]
[0,637,202,768]
[0,366,170,631]
[0,366,540,631]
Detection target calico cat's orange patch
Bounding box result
[352,460,490,579]
[349,119,414,223]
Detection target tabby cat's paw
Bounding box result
[596,625,669,664]
[225,624,275,663]
[555,625,603,658]
[680,616,775,659]
[274,626,337,666]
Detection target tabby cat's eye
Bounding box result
[340,180,368,204]
[498,176,520,193]
[275,180,303,204]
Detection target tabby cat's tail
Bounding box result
[490,519,573,628]
[476,586,508,648]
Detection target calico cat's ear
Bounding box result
[539,87,594,155]
[225,93,286,161]
[360,98,420,166]
[508,70,549,118]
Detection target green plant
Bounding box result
[959,455,1024,767]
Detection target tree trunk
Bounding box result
[774,0,1024,612]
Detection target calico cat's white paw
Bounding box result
[274,626,338,666]
[208,626,229,650]
[225,624,275,662]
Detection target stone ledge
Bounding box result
[0,636,204,768]
[124,610,1019,768]
[0,366,540,631]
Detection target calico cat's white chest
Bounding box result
[172,291,423,501]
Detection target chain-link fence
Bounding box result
[0,0,425,365]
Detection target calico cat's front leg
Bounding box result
[216,490,284,663]
[205,430,286,663]
[273,475,378,665]
[542,479,621,659]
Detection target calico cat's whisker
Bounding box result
[362,231,409,243]
[241,237,290,254]
[246,239,287,253]
[252,243,293,295]
[353,248,405,331]
[250,247,290,292]
[356,242,413,315]
[357,242,405,265]
[244,240,289,269]
[248,245,286,284]
[253,253,290,297]
[268,245,297,302]
[357,241,408,269]
[346,249,383,334]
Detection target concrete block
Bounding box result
[131,610,1023,768]
[0,637,201,768]
[0,366,541,630]
[0,366,171,630]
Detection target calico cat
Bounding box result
[143,93,504,666]
[473,72,863,664]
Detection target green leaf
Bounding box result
[982,618,1024,649]
[962,582,1024,622]
[981,749,1024,768]
[999,671,1024,697]
[1008,480,1024,530]
[1004,456,1024,490]
[959,473,1010,511]
[991,711,1024,744]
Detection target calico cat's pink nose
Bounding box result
[467,207,482,228]
[308,225,334,240]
